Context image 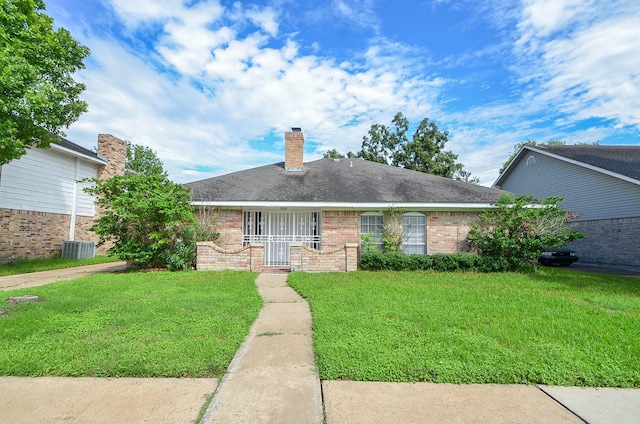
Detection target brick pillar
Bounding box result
[250,243,264,272]
[284,128,304,171]
[290,243,303,271]
[97,134,127,180]
[345,243,359,272]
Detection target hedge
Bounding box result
[359,250,510,272]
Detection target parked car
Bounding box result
[539,247,579,266]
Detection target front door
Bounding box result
[243,211,321,266]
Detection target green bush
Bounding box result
[468,194,584,271]
[84,173,196,270]
[359,251,506,272]
[163,227,197,271]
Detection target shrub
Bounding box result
[468,194,584,271]
[85,173,196,270]
[163,226,197,271]
[359,251,498,272]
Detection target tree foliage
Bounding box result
[126,141,165,176]
[85,173,196,270]
[468,194,584,270]
[0,0,90,165]
[326,112,476,181]
[360,112,469,179]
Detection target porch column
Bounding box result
[250,243,264,272]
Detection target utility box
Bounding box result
[62,241,96,259]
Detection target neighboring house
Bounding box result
[185,128,505,272]
[493,144,640,270]
[0,134,126,263]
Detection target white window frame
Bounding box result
[360,213,384,251]
[402,213,426,255]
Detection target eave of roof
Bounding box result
[191,200,499,211]
[50,137,107,165]
[493,145,640,187]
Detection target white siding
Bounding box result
[0,148,98,216]
[498,152,640,221]
[76,161,97,216]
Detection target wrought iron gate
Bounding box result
[243,211,321,266]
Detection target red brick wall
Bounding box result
[196,242,263,272]
[426,211,479,254]
[201,209,481,269]
[213,209,243,248]
[290,243,359,272]
[0,210,70,261]
[321,211,359,250]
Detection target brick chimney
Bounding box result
[285,128,304,171]
[97,134,127,180]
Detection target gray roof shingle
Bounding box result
[534,145,640,181]
[185,158,503,205]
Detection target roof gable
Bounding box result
[495,145,640,187]
[186,158,503,207]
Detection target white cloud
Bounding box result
[514,0,640,131]
[54,0,443,184]
[518,0,593,40]
[332,0,379,30]
[541,16,640,127]
[244,5,279,36]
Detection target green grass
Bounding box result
[0,255,121,276]
[288,269,640,387]
[0,271,262,378]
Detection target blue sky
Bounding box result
[45,0,640,186]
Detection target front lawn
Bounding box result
[0,271,261,378]
[288,269,640,387]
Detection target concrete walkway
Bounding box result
[200,273,324,423]
[0,261,128,291]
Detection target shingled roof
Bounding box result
[185,158,503,208]
[534,145,640,181]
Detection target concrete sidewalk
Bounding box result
[0,261,128,291]
[200,273,324,423]
[0,377,216,424]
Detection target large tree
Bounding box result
[0,0,90,165]
[334,112,475,181]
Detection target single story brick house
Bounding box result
[493,144,640,270]
[185,128,506,272]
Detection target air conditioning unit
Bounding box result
[62,241,96,259]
